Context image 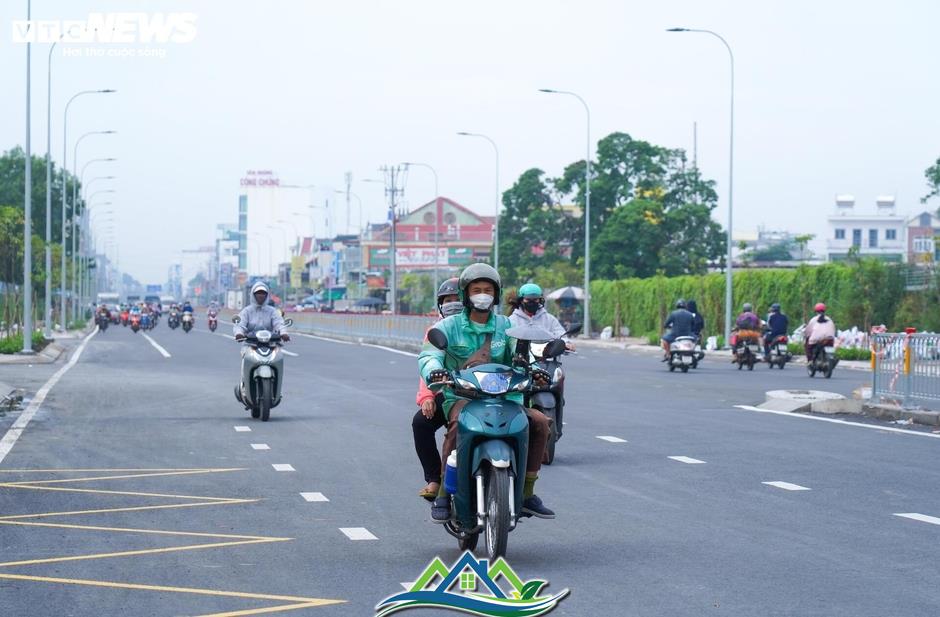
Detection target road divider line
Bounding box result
[0,327,98,465]
[234,426,251,432]
[272,464,295,472]
[300,492,329,502]
[142,333,171,358]
[762,481,811,491]
[596,436,627,443]
[733,405,940,440]
[668,456,706,464]
[894,512,940,526]
[295,332,354,345]
[250,444,270,451]
[339,527,377,541]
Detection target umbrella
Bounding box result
[546,286,585,301]
[355,297,384,307]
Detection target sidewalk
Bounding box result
[0,325,91,365]
[574,336,872,372]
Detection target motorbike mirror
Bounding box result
[427,328,449,350]
[231,315,241,324]
[543,339,567,358]
[565,324,583,337]
[283,318,294,327]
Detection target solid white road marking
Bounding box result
[362,343,419,358]
[141,333,171,358]
[272,464,295,471]
[250,443,270,450]
[596,436,627,443]
[0,328,98,465]
[340,527,377,541]
[668,456,706,464]
[763,481,811,491]
[300,492,329,502]
[734,405,940,440]
[234,426,251,432]
[281,349,299,357]
[894,513,940,526]
[295,332,354,345]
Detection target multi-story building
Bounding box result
[907,211,940,264]
[826,195,907,262]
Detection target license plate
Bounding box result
[824,346,835,353]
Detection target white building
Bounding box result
[826,195,907,262]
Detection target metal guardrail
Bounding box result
[872,333,940,407]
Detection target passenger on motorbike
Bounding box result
[804,303,836,361]
[181,300,194,314]
[508,283,574,351]
[413,278,463,500]
[419,263,554,521]
[763,303,790,360]
[662,299,694,361]
[687,299,705,342]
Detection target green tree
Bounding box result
[922,156,940,211]
[750,242,794,262]
[794,234,815,260]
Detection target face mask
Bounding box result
[521,300,541,315]
[469,293,494,312]
[440,301,463,317]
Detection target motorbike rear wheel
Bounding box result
[259,378,272,422]
[484,466,510,559]
[823,359,833,379]
[544,412,557,466]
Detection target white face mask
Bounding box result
[469,293,495,312]
[440,301,464,317]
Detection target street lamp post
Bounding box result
[667,27,735,347]
[80,190,114,318]
[456,132,500,271]
[538,88,592,337]
[401,162,441,294]
[43,37,60,337]
[22,0,33,352]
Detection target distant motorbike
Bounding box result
[766,334,793,369]
[733,333,762,371]
[528,324,581,465]
[130,313,141,333]
[140,313,152,331]
[168,309,180,330]
[426,326,563,560]
[182,311,194,333]
[807,337,837,378]
[207,310,218,333]
[120,309,129,326]
[96,312,110,331]
[233,316,293,422]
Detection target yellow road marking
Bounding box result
[0,519,289,541]
[0,498,258,520]
[0,468,218,473]
[0,572,345,606]
[2,468,246,485]
[199,601,342,617]
[0,481,246,501]
[0,537,290,567]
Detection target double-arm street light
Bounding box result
[667,27,735,347]
[538,88,592,336]
[456,132,500,271]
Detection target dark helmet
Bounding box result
[770,303,781,313]
[742,302,753,312]
[676,299,687,309]
[458,263,501,307]
[437,277,460,301]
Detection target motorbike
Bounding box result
[120,309,129,327]
[207,310,218,332]
[110,309,120,325]
[181,311,194,333]
[95,312,110,331]
[528,325,581,465]
[766,333,793,369]
[168,309,180,330]
[426,326,565,559]
[129,313,141,333]
[232,316,293,422]
[807,337,838,378]
[667,336,699,373]
[733,332,762,371]
[140,313,152,331]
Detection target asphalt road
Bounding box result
[1,319,940,617]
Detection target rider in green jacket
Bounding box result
[419,263,555,521]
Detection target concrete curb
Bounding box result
[862,404,940,427]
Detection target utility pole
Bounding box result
[380,165,405,314]
[344,171,352,234]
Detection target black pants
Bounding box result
[412,395,447,483]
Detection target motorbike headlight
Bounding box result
[474,371,511,395]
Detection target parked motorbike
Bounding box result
[527,325,580,466]
[766,334,793,369]
[181,311,194,333]
[130,313,141,333]
[733,333,762,370]
[232,316,293,422]
[167,309,180,330]
[807,337,838,378]
[207,310,218,333]
[426,327,564,559]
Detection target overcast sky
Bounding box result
[2,0,939,284]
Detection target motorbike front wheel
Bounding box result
[544,411,558,466]
[458,532,479,552]
[258,378,272,422]
[484,466,510,559]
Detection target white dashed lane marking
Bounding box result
[250,443,270,450]
[668,456,706,464]
[141,333,171,358]
[272,464,295,472]
[762,481,811,491]
[340,527,378,541]
[894,513,940,526]
[300,492,329,502]
[596,436,627,443]
[234,426,251,432]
